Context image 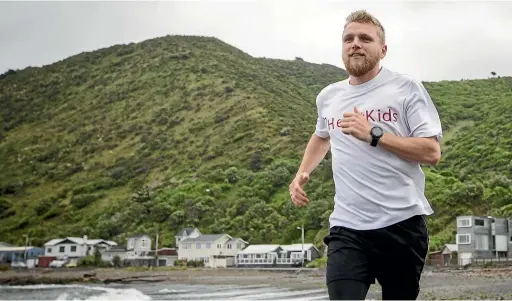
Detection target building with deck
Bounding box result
[456,215,512,265]
[177,229,248,268]
[235,243,321,267]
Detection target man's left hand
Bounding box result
[340,107,373,143]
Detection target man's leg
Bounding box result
[327,279,370,300]
[324,226,374,300]
[372,215,429,300]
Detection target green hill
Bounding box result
[0,35,511,251]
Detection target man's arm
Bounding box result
[342,77,443,166]
[296,133,330,176]
[290,90,331,207]
[376,134,441,165]
[375,78,443,165]
[290,133,330,207]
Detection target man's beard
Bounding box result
[343,54,379,77]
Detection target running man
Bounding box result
[289,9,443,300]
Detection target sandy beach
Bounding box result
[1,266,512,299]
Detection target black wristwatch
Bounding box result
[370,126,384,147]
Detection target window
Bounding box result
[196,243,201,249]
[71,246,77,252]
[47,248,52,253]
[59,246,65,252]
[217,244,222,249]
[457,234,471,244]
[227,244,232,249]
[474,219,484,226]
[237,243,242,249]
[457,218,471,227]
[475,235,489,250]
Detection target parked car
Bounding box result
[49,260,66,268]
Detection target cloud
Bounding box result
[0,1,511,81]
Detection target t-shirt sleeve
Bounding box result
[404,79,443,141]
[314,93,330,138]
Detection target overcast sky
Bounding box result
[1,1,511,82]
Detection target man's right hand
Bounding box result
[289,172,310,207]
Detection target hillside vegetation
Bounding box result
[0,35,511,251]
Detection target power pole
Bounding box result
[23,234,29,261]
[155,229,159,267]
[301,224,305,268]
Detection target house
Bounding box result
[456,215,512,265]
[0,245,44,264]
[101,234,154,267]
[428,244,458,266]
[175,227,201,247]
[178,233,248,267]
[126,234,152,257]
[235,243,321,267]
[280,243,321,263]
[101,245,127,263]
[43,236,117,263]
[156,247,178,266]
[123,234,154,266]
[235,244,283,267]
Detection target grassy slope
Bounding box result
[0,35,510,251]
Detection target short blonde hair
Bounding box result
[344,10,386,43]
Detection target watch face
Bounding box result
[371,127,383,137]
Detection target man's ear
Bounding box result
[381,44,388,59]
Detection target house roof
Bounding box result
[226,237,248,244]
[444,244,458,252]
[0,246,43,252]
[44,237,118,247]
[104,245,126,252]
[176,228,197,237]
[181,234,229,243]
[281,244,317,252]
[238,244,281,254]
[157,248,178,256]
[128,234,151,239]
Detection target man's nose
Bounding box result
[351,42,361,50]
[351,38,362,49]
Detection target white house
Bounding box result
[280,244,321,262]
[125,234,152,257]
[44,236,117,263]
[235,244,283,266]
[235,243,321,266]
[175,227,201,247]
[101,234,158,265]
[101,245,127,263]
[156,248,178,266]
[178,232,248,268]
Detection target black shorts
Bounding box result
[324,214,429,300]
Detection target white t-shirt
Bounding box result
[315,67,443,230]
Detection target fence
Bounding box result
[467,257,512,267]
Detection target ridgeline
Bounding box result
[0,35,511,251]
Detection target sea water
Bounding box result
[0,283,331,300]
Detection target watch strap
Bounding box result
[370,136,380,147]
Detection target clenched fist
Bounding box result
[289,172,310,207]
[340,106,372,143]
